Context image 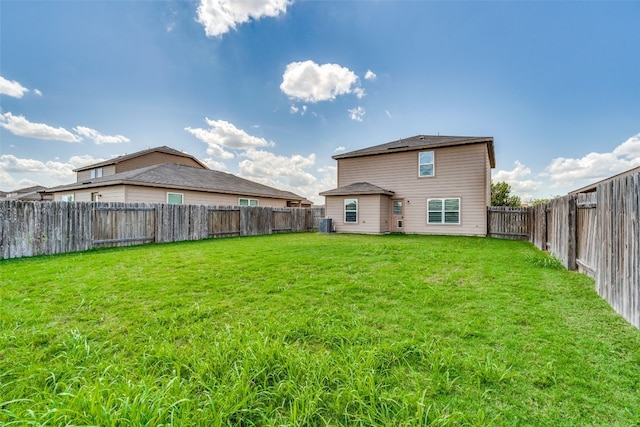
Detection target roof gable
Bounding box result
[74,146,208,172]
[334,135,495,168]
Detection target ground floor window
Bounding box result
[344,198,358,223]
[427,198,460,224]
[239,198,259,206]
[167,192,183,204]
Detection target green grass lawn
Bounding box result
[1,233,639,426]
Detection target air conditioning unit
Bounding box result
[318,217,333,233]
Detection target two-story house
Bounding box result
[46,146,307,207]
[320,135,495,235]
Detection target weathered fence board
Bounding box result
[596,174,640,328]
[208,207,241,238]
[0,201,324,259]
[487,206,530,240]
[576,193,598,278]
[93,203,155,247]
[487,173,639,328]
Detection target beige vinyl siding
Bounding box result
[380,196,390,233]
[337,143,489,236]
[52,185,290,207]
[95,186,126,202]
[76,170,91,182]
[116,153,204,173]
[103,165,117,177]
[325,195,389,234]
[124,186,289,207]
[53,186,126,202]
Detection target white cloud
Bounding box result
[280,60,361,103]
[334,146,346,153]
[185,118,275,159]
[290,104,299,114]
[196,0,291,37]
[0,112,81,142]
[0,76,29,98]
[0,154,76,180]
[385,110,392,118]
[33,89,43,96]
[239,148,316,188]
[612,133,640,159]
[202,157,228,170]
[348,106,365,122]
[68,155,106,169]
[185,117,333,204]
[364,70,377,81]
[543,133,640,187]
[73,126,131,144]
[492,160,542,200]
[0,153,106,191]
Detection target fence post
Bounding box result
[567,195,577,270]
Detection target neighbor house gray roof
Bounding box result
[73,146,208,172]
[333,135,495,168]
[3,185,50,201]
[47,163,304,201]
[319,182,395,197]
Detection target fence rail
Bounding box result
[487,172,640,329]
[0,201,324,259]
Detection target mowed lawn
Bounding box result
[1,233,639,426]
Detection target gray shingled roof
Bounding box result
[73,146,208,172]
[47,163,304,201]
[333,135,495,167]
[319,182,394,196]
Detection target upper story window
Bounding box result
[344,198,358,223]
[418,151,434,177]
[90,168,103,179]
[239,198,259,207]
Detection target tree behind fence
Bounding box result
[0,201,325,259]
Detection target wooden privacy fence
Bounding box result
[0,201,325,259]
[488,172,640,329]
[487,206,530,240]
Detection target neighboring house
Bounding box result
[45,146,306,207]
[2,185,52,201]
[320,135,495,235]
[569,165,640,195]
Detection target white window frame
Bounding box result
[427,198,460,225]
[344,198,358,223]
[239,198,259,207]
[167,192,184,204]
[418,151,435,177]
[90,168,103,179]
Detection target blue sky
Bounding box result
[1,0,639,204]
